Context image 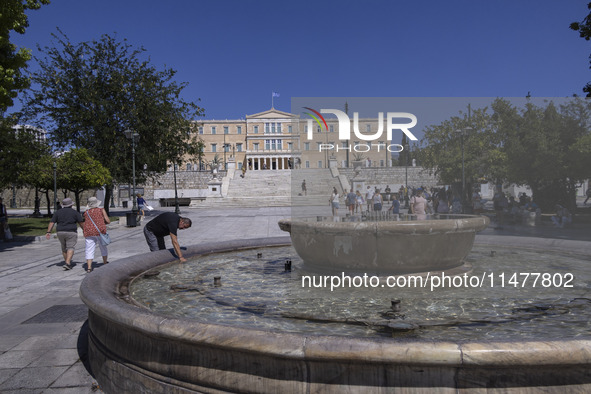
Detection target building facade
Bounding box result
[193,108,400,173]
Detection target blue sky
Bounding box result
[10,0,591,120]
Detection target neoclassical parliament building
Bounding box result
[194,108,401,172]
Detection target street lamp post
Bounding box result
[53,160,57,212]
[456,127,472,213]
[173,162,180,214]
[404,143,409,209]
[124,129,140,216]
[33,188,41,217]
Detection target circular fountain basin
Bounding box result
[80,236,591,393]
[279,214,490,275]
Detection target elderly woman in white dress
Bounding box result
[82,197,110,273]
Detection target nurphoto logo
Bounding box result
[303,107,418,153]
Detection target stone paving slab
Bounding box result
[0,366,69,391]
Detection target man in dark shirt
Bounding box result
[143,212,192,262]
[46,198,84,270]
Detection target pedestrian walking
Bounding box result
[83,197,110,273]
[46,198,84,270]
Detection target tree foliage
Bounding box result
[20,148,112,212]
[418,105,506,202]
[0,0,49,113]
[19,152,56,215]
[58,148,112,211]
[570,2,591,96]
[22,30,204,212]
[0,120,48,190]
[418,98,591,212]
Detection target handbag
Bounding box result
[4,224,13,240]
[86,209,111,245]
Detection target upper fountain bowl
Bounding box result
[279,214,490,275]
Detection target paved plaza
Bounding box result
[0,206,289,393]
[0,203,589,393]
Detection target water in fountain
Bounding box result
[130,242,591,341]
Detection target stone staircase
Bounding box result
[189,168,344,208]
[187,166,439,209]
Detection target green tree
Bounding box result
[23,31,204,213]
[58,148,112,212]
[419,98,591,212]
[499,99,590,211]
[19,152,57,215]
[570,2,591,96]
[0,119,48,190]
[418,105,505,203]
[0,0,49,113]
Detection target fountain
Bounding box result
[80,216,591,393]
[278,214,489,275]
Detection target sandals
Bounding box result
[63,264,72,271]
[86,269,93,274]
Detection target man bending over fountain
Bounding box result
[143,212,192,262]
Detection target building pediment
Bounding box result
[246,108,297,120]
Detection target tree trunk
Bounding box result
[74,191,81,212]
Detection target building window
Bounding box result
[186,163,191,171]
[317,126,321,133]
[224,144,230,152]
[211,143,217,152]
[237,126,242,134]
[380,160,384,167]
[305,125,308,133]
[330,125,334,132]
[305,161,310,168]
[287,142,293,151]
[236,143,243,152]
[318,160,322,168]
[265,122,281,134]
[198,126,204,134]
[224,126,229,134]
[253,125,259,134]
[341,141,347,148]
[316,142,322,151]
[211,126,216,135]
[265,139,282,151]
[288,125,292,133]
[366,124,371,132]
[304,142,310,151]
[253,143,259,151]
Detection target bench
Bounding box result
[159,198,192,207]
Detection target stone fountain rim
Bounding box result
[279,214,490,234]
[80,235,591,367]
